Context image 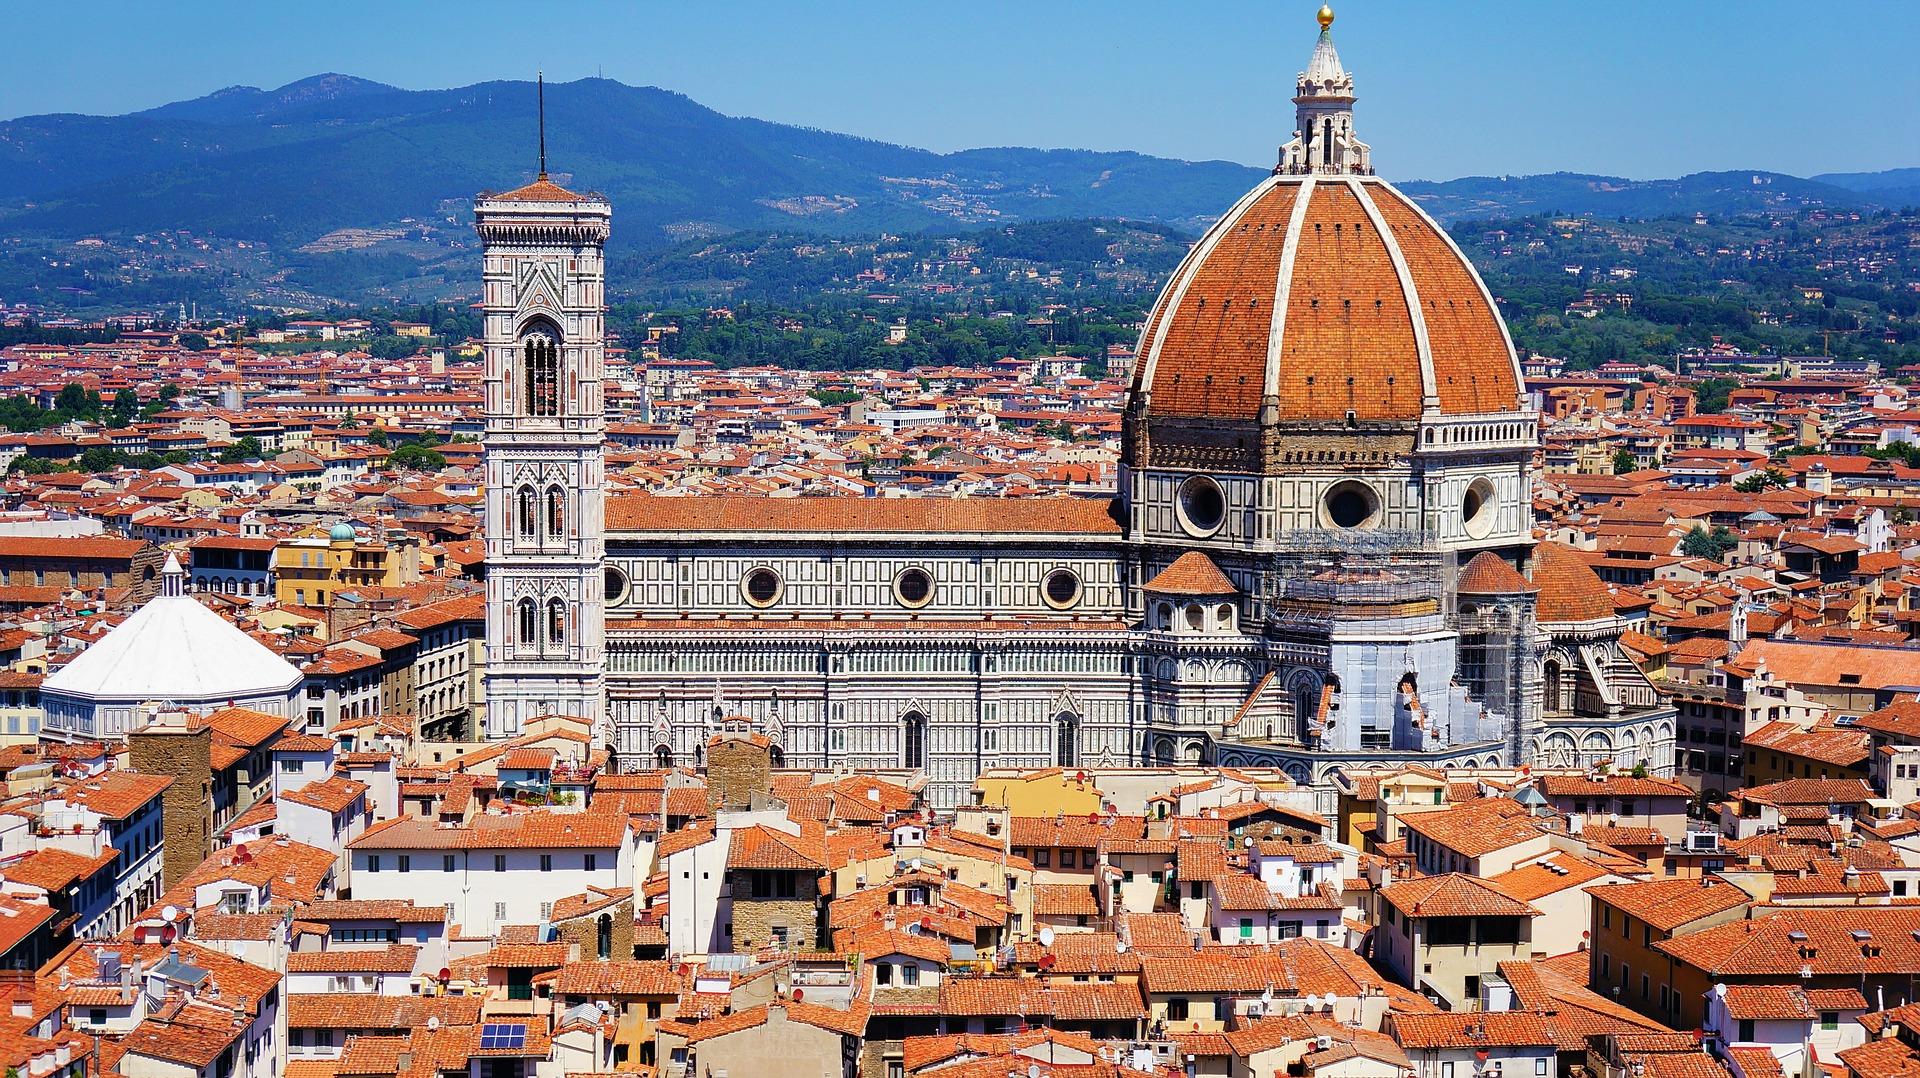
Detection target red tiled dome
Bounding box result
[1532,542,1616,623]
[1143,551,1239,596]
[1457,551,1538,596]
[1130,176,1522,427]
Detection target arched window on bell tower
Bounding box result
[548,598,567,650]
[517,598,537,648]
[546,485,566,544]
[517,323,561,418]
[516,486,536,542]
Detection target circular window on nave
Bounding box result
[1321,480,1382,530]
[1176,475,1226,537]
[604,565,630,605]
[1462,476,1497,540]
[1042,568,1082,610]
[741,566,783,608]
[894,566,935,608]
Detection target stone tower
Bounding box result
[475,96,611,741]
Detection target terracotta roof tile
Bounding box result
[1458,551,1538,595]
[1379,872,1539,918]
[1143,551,1239,596]
[1533,542,1616,622]
[607,493,1122,536]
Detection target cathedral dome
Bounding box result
[1130,175,1522,429]
[1125,7,1524,469]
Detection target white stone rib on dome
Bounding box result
[44,591,302,703]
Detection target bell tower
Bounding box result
[475,76,610,740]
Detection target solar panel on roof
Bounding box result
[479,1023,527,1050]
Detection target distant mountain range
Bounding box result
[0,74,1914,303]
[0,74,1264,249]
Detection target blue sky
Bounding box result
[4,0,1916,181]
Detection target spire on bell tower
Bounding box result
[536,71,547,180]
[1278,5,1373,176]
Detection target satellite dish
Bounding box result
[438,967,452,982]
[427,1016,440,1031]
[161,905,180,923]
[1306,993,1320,1009]
[1030,1066,1042,1078]
[1115,940,1129,954]
[791,988,805,1002]
[1038,926,1055,946]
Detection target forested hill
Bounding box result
[0,75,1265,249]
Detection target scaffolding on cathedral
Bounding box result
[1263,529,1448,632]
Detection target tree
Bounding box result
[387,443,446,471]
[139,383,181,419]
[1680,524,1738,560]
[367,335,419,360]
[54,383,102,419]
[79,446,124,473]
[366,427,389,447]
[1733,467,1789,493]
[1612,448,1637,474]
[177,332,210,352]
[108,390,137,427]
[1692,377,1740,414]
[219,437,264,464]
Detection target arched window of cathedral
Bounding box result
[1184,604,1205,632]
[1214,603,1234,631]
[1055,713,1079,767]
[901,711,927,770]
[1155,602,1172,631]
[548,598,567,649]
[518,325,561,417]
[1291,677,1321,743]
[655,745,672,769]
[517,486,536,542]
[546,485,566,543]
[517,598,537,647]
[1543,660,1563,714]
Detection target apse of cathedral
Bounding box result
[477,17,1675,808]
